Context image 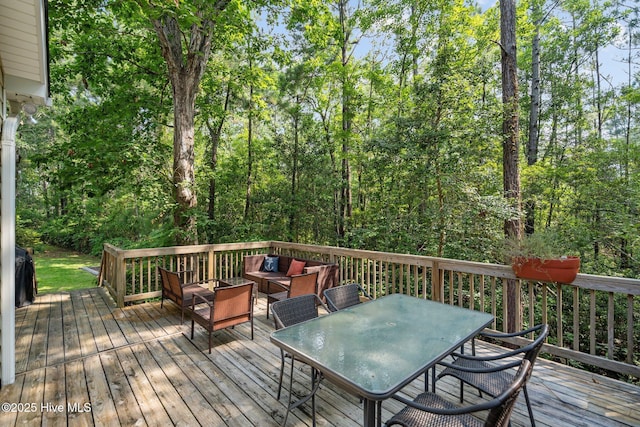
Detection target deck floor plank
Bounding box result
[82,289,113,352]
[71,291,99,357]
[15,363,44,426]
[65,358,93,426]
[99,350,147,426]
[84,354,120,427]
[1,287,639,427]
[42,364,66,425]
[115,345,174,426]
[88,287,129,349]
[61,293,83,362]
[139,340,212,426]
[13,301,36,373]
[25,294,50,372]
[45,293,66,366]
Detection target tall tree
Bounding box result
[137,0,234,244]
[500,0,522,332]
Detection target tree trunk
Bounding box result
[525,4,541,236]
[500,0,522,333]
[245,80,254,221]
[172,82,198,244]
[339,0,353,241]
[206,82,230,242]
[289,96,300,241]
[152,13,216,245]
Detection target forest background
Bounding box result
[14,0,640,280]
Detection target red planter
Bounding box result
[511,256,580,284]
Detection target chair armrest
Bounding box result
[449,345,527,361]
[439,358,522,373]
[180,279,211,288]
[479,324,543,339]
[354,283,373,300]
[192,291,214,309]
[267,280,288,293]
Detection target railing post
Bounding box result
[208,248,215,289]
[432,260,443,302]
[116,249,126,308]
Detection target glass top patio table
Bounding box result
[270,293,494,426]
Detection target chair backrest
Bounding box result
[159,267,183,298]
[271,293,323,330]
[484,359,533,427]
[523,323,549,365]
[159,267,168,289]
[288,272,318,298]
[212,283,253,329]
[323,283,367,311]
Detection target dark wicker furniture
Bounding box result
[386,359,533,427]
[322,283,372,312]
[436,323,549,427]
[270,294,328,427]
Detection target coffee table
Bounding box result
[218,276,257,301]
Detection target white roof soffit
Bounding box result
[0,0,51,110]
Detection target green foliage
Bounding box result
[502,229,577,261]
[8,0,637,284]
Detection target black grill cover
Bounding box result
[15,246,36,307]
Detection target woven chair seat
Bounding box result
[387,360,533,427]
[388,392,483,427]
[439,358,514,397]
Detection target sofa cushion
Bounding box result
[286,259,306,276]
[263,256,279,272]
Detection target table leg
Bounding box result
[363,398,377,427]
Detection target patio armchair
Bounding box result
[158,267,215,324]
[436,323,549,427]
[322,282,372,311]
[271,293,329,427]
[386,359,533,427]
[188,282,254,354]
[266,271,319,319]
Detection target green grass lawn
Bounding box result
[34,246,102,293]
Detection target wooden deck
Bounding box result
[1,287,639,427]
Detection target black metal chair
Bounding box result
[271,294,328,427]
[386,359,533,427]
[436,323,549,427]
[322,283,372,312]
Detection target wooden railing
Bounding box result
[99,241,640,379]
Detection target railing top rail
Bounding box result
[103,241,640,295]
[104,241,273,259]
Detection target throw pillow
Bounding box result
[263,256,279,272]
[286,259,306,276]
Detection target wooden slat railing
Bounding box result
[99,241,640,379]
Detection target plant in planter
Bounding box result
[503,231,580,284]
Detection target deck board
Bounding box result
[1,287,639,427]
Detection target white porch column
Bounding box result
[1,116,18,385]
